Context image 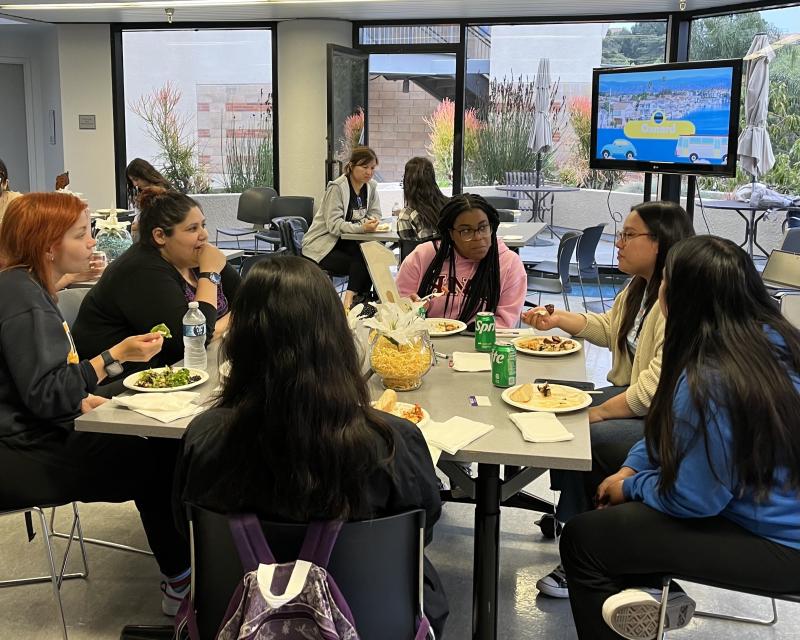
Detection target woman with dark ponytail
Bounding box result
[396,193,526,328]
[0,159,22,224]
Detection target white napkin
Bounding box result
[451,352,491,372]
[421,416,494,455]
[113,392,204,423]
[498,223,515,228]
[508,411,574,443]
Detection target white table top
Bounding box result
[341,222,546,248]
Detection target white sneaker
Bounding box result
[536,564,569,598]
[602,586,695,639]
[161,579,190,616]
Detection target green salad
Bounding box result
[136,366,201,389]
[150,323,172,338]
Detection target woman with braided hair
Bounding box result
[396,193,526,328]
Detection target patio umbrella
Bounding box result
[738,33,775,180]
[529,57,553,190]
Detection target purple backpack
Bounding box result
[176,514,432,640]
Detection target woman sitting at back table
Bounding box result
[0,158,22,225]
[126,158,172,236]
[73,188,240,378]
[174,256,448,636]
[396,193,527,328]
[396,157,448,241]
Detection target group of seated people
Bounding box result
[0,150,798,640]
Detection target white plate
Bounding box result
[95,207,131,215]
[372,401,431,427]
[512,335,582,357]
[498,235,524,241]
[426,318,467,337]
[123,367,209,393]
[501,383,592,413]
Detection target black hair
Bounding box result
[214,256,396,520]
[402,157,448,237]
[126,158,172,208]
[417,193,501,324]
[0,159,8,195]
[646,236,800,499]
[344,146,378,175]
[136,187,199,249]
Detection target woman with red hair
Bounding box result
[0,192,191,616]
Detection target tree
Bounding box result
[689,13,781,62]
[602,22,667,67]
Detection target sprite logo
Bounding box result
[491,351,505,365]
[476,322,494,333]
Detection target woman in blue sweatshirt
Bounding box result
[560,235,800,640]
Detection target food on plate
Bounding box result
[431,320,461,333]
[545,304,555,315]
[375,223,391,232]
[531,384,588,410]
[374,389,398,412]
[517,335,577,353]
[399,403,425,424]
[537,382,552,397]
[372,390,426,424]
[150,323,172,338]
[510,383,534,403]
[135,366,201,389]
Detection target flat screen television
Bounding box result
[589,59,743,176]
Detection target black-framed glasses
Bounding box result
[454,224,492,241]
[616,231,654,244]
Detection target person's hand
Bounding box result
[362,218,380,233]
[588,406,608,424]
[196,243,227,274]
[595,468,636,509]
[109,333,164,363]
[70,256,106,283]
[80,394,108,414]
[520,306,560,331]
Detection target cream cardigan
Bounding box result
[576,283,665,416]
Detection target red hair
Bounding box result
[0,192,86,295]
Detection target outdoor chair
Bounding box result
[781,227,800,253]
[523,230,582,311]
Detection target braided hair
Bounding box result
[417,194,501,324]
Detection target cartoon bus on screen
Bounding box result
[675,135,729,163]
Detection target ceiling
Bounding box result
[0,0,771,25]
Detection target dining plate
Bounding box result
[372,401,431,427]
[426,318,467,337]
[498,235,524,241]
[123,367,209,393]
[501,383,592,413]
[513,335,582,357]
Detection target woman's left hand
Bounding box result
[80,394,108,414]
[588,406,607,423]
[599,479,626,508]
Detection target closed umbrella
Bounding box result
[738,33,775,180]
[528,58,553,222]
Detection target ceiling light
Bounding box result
[0,0,387,8]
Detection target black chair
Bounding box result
[215,187,277,248]
[56,288,90,328]
[121,507,428,640]
[484,195,519,211]
[255,198,314,253]
[400,237,436,263]
[530,223,607,311]
[524,231,583,311]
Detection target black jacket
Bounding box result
[72,244,240,377]
[0,269,97,438]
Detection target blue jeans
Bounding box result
[550,386,644,523]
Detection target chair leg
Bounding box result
[577,272,588,312]
[596,271,606,311]
[50,506,153,557]
[563,291,570,312]
[656,580,671,639]
[694,597,778,627]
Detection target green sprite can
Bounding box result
[474,311,496,352]
[491,342,517,388]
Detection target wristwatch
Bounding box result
[101,350,124,378]
[198,271,222,285]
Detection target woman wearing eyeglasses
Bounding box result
[396,193,527,328]
[521,200,694,600]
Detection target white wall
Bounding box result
[57,24,115,210]
[0,23,63,191]
[277,19,352,203]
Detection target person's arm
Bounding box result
[396,209,416,240]
[521,307,589,336]
[589,391,638,423]
[493,252,527,328]
[320,186,365,236]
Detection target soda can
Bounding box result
[474,312,496,352]
[491,342,517,388]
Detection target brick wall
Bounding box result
[368,76,441,183]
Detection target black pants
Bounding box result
[550,386,644,522]
[0,428,189,577]
[317,239,372,295]
[560,502,800,640]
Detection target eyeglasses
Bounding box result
[454,224,492,241]
[616,231,654,245]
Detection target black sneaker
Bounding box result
[536,564,569,598]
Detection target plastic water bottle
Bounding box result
[392,202,402,216]
[182,301,207,370]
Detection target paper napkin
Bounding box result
[113,392,204,423]
[508,411,574,443]
[451,352,491,372]
[421,416,494,455]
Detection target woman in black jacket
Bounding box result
[73,188,240,378]
[174,256,449,636]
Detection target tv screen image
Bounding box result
[590,60,743,176]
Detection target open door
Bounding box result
[326,44,369,183]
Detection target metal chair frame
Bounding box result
[524,231,583,311]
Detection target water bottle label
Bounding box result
[183,324,206,338]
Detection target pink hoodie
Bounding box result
[396,240,527,328]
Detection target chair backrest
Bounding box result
[189,505,426,640]
[496,209,515,222]
[782,293,800,329]
[781,227,800,253]
[274,216,308,256]
[575,223,607,273]
[240,251,287,278]
[556,231,583,288]
[270,196,315,227]
[399,237,436,263]
[484,196,518,210]
[505,170,536,186]
[237,187,277,226]
[57,287,90,328]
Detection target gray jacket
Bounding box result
[302,174,382,263]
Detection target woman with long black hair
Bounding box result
[396,193,527,328]
[174,256,448,635]
[396,157,448,241]
[561,235,800,639]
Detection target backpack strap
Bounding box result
[228,514,276,572]
[297,520,343,569]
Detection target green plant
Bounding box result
[338,107,365,162]
[424,98,479,184]
[222,91,274,192]
[129,82,210,194]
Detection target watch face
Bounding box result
[107,361,124,378]
[201,272,222,285]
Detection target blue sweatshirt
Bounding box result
[623,332,800,551]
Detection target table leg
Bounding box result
[751,211,770,257]
[472,463,501,640]
[733,209,752,253]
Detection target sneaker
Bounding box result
[161,576,190,616]
[536,564,569,598]
[602,586,696,639]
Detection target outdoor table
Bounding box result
[496,184,580,226]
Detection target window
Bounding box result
[359,24,460,45]
[121,28,274,195]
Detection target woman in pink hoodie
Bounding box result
[396,194,527,328]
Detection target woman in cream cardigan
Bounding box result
[522,200,694,599]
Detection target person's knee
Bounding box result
[560,510,597,563]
